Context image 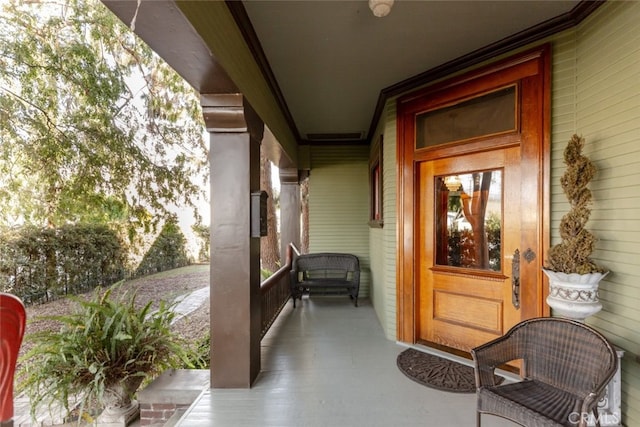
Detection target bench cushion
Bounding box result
[478,380,582,427]
[297,278,353,288]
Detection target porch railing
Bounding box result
[260,243,299,339]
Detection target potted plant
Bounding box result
[543,134,608,321]
[18,287,192,426]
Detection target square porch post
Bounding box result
[202,94,263,388]
[278,168,301,260]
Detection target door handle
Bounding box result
[512,249,520,309]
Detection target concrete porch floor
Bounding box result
[175,296,514,427]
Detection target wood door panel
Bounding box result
[429,269,507,295]
[433,290,503,334]
[430,321,504,353]
[417,148,520,352]
[396,46,550,347]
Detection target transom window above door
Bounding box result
[415,85,518,149]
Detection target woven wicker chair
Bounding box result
[471,317,618,427]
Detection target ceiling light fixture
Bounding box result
[369,0,394,17]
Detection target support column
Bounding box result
[279,168,301,261]
[202,94,263,388]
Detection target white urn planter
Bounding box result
[543,269,608,322]
[96,378,143,427]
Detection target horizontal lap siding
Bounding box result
[382,100,398,340]
[308,145,370,297]
[552,2,640,425]
[550,30,578,246]
[368,100,398,340]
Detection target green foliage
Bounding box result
[134,216,190,277]
[545,135,606,274]
[447,214,501,272]
[486,213,501,271]
[261,268,274,280]
[184,333,211,369]
[18,288,192,418]
[0,224,126,303]
[191,223,210,262]
[448,229,474,269]
[0,0,207,235]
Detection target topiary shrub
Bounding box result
[545,134,606,274]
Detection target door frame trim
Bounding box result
[396,45,551,344]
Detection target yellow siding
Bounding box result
[308,145,370,297]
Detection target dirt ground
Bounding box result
[20,264,211,359]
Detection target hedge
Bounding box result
[133,218,190,277]
[0,224,126,304]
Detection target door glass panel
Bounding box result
[416,86,516,148]
[435,170,502,271]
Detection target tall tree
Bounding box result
[192,223,210,262]
[260,149,280,273]
[300,176,309,254]
[0,0,207,237]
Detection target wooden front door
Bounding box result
[397,46,551,352]
[416,146,524,351]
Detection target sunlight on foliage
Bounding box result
[0,0,207,238]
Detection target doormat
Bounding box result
[396,348,503,393]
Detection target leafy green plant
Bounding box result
[545,134,606,274]
[18,287,192,419]
[184,332,211,369]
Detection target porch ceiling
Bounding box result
[102,0,593,166]
[240,0,580,144]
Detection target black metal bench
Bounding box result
[290,253,360,307]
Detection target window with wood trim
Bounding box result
[369,135,383,228]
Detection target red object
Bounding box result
[0,293,26,423]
